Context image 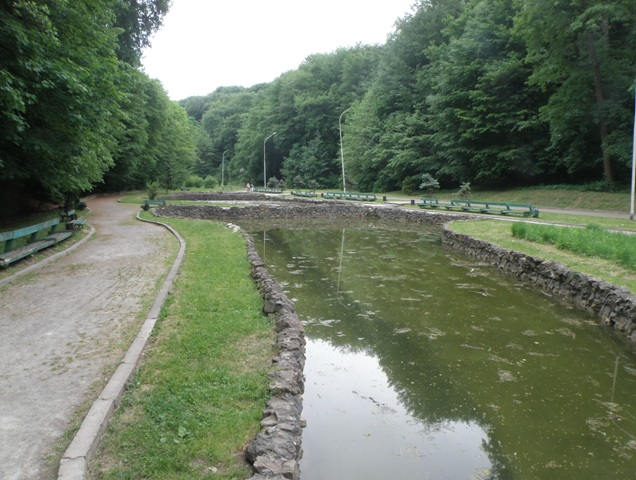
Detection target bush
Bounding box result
[401,176,418,195]
[204,175,219,189]
[185,174,204,188]
[419,174,440,195]
[267,177,280,188]
[293,176,306,189]
[146,180,160,200]
[455,182,472,199]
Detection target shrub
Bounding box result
[146,180,160,200]
[185,174,204,188]
[455,182,472,199]
[402,176,418,195]
[204,175,219,189]
[292,176,305,189]
[419,174,440,195]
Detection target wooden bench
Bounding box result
[141,199,167,211]
[60,209,86,230]
[0,219,73,268]
[324,192,377,201]
[418,197,442,209]
[445,200,539,218]
[253,187,283,194]
[292,190,317,198]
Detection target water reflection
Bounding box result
[303,339,492,480]
[245,221,636,480]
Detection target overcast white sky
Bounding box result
[141,0,416,100]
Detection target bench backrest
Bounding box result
[0,218,60,242]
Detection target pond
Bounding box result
[245,220,636,480]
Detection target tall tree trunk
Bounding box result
[587,30,613,182]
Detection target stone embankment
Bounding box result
[442,229,636,342]
[242,230,306,480]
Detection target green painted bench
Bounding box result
[60,209,86,230]
[324,192,376,201]
[292,190,317,197]
[253,187,284,194]
[0,219,73,268]
[142,199,167,211]
[446,200,539,218]
[417,197,442,209]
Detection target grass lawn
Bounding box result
[449,219,636,294]
[89,216,274,480]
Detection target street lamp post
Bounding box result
[339,107,352,192]
[263,131,276,188]
[222,149,228,188]
[631,78,636,220]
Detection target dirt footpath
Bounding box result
[0,196,176,480]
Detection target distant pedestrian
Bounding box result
[246,182,251,191]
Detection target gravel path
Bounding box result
[0,196,175,480]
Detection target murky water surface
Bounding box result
[245,221,636,480]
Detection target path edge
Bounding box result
[57,212,186,480]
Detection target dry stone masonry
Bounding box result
[242,230,306,480]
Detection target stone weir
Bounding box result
[156,201,456,224]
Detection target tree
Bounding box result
[516,0,636,183]
[0,0,124,206]
[114,0,171,66]
[425,0,548,186]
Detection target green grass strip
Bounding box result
[511,222,636,271]
[91,217,273,480]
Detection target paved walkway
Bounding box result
[0,196,175,480]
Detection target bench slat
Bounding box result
[0,239,56,267]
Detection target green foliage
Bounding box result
[455,182,472,199]
[419,174,440,194]
[267,177,281,188]
[184,174,204,188]
[516,0,636,182]
[203,175,219,189]
[511,222,636,271]
[113,0,170,66]
[0,0,190,207]
[401,176,418,195]
[292,175,306,189]
[146,180,160,200]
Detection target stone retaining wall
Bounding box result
[442,228,636,342]
[157,202,456,225]
[242,231,306,480]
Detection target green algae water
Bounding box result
[246,221,636,480]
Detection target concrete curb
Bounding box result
[57,213,186,480]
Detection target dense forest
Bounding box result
[0,0,196,215]
[2,0,636,218]
[183,0,636,193]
